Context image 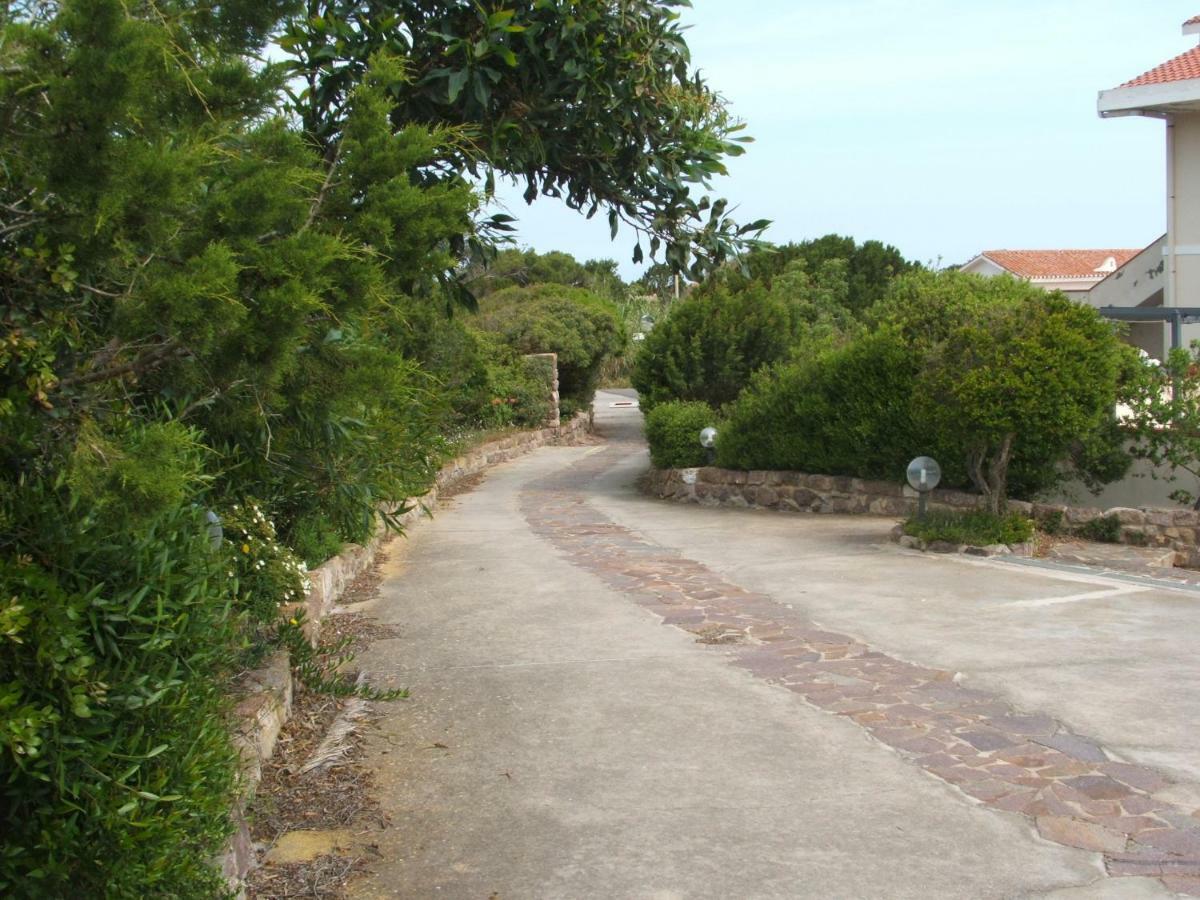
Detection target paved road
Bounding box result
[348,393,1200,899]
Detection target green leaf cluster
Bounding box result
[475,283,624,416]
[282,0,766,277]
[1123,343,1200,507]
[643,401,717,469]
[631,239,894,410]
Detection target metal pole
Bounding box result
[918,493,928,520]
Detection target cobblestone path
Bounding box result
[521,438,1200,897]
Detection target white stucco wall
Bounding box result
[959,257,1007,277]
[1085,236,1165,310]
[1170,114,1200,307]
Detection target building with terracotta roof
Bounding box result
[959,249,1140,300]
[1096,16,1200,358]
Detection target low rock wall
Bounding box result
[641,466,1200,567]
[220,411,591,889]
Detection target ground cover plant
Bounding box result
[901,509,1034,547]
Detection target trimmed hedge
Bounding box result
[644,401,718,469]
[716,328,929,482]
[631,284,792,411]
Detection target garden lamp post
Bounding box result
[699,426,718,466]
[906,456,941,520]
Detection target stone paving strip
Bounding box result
[521,442,1200,897]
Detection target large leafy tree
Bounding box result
[907,278,1133,513]
[279,0,766,278]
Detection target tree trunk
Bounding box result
[966,435,1015,517]
[984,433,1015,516]
[965,444,994,512]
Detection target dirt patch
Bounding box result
[246,552,403,898]
[439,469,487,500]
[247,853,369,899]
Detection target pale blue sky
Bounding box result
[491,1,1200,277]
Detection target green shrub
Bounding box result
[1035,508,1066,535]
[874,271,1133,510]
[1074,514,1122,544]
[1,493,239,898]
[643,401,718,469]
[484,344,555,429]
[288,511,346,568]
[902,509,1034,546]
[632,283,793,410]
[222,500,311,647]
[475,284,623,416]
[716,328,929,482]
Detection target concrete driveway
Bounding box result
[347,393,1200,899]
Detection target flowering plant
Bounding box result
[221,501,310,632]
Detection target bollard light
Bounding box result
[205,509,224,549]
[906,456,941,520]
[699,426,718,465]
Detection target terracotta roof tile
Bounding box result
[981,249,1140,280]
[1186,15,1200,26]
[1120,44,1200,88]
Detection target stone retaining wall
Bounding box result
[220,411,591,889]
[641,466,1200,567]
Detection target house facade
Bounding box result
[1097,15,1200,356]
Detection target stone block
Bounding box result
[793,488,822,509]
[1108,507,1147,526]
[807,474,835,491]
[1035,816,1127,853]
[1173,509,1200,528]
[1064,506,1102,525]
[753,487,780,508]
[865,479,902,498]
[746,470,769,485]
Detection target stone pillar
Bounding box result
[524,352,560,429]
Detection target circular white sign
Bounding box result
[906,456,941,492]
[699,426,718,449]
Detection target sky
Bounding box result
[489,1,1200,278]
